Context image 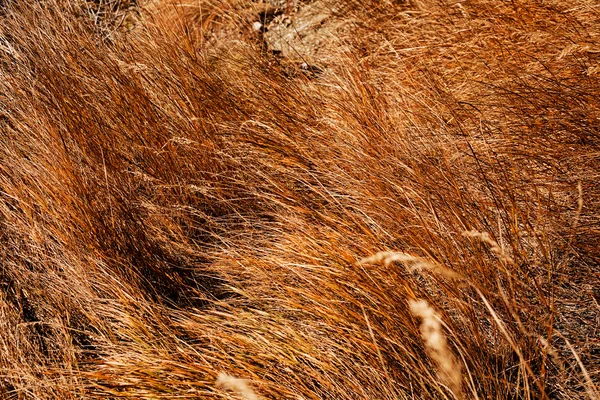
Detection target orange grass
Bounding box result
[0,0,598,398]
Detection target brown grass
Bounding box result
[0,0,598,398]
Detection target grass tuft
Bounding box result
[0,0,598,398]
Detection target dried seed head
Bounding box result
[409,299,464,399]
[216,373,262,400]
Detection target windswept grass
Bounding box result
[0,0,598,398]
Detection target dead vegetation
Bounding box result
[0,0,598,398]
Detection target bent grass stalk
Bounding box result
[409,299,464,400]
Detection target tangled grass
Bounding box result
[0,0,598,398]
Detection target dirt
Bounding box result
[257,0,348,67]
[264,0,343,64]
[134,0,348,70]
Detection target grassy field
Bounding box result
[0,0,598,398]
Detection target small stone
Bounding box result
[252,21,263,32]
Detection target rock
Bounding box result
[252,21,264,32]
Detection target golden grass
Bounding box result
[409,299,463,399]
[0,0,598,398]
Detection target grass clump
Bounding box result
[0,0,598,398]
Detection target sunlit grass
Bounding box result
[0,0,598,398]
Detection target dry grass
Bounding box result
[0,0,598,398]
